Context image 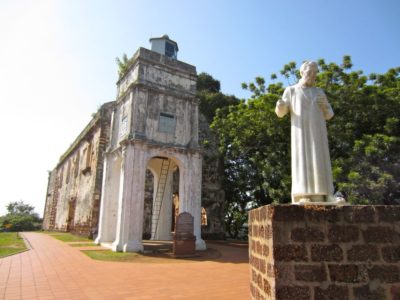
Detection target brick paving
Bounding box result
[0,233,250,299]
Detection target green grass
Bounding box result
[0,232,27,257]
[69,243,98,247]
[82,250,141,261]
[42,231,92,242]
[81,249,196,264]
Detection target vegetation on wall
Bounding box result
[116,53,135,80]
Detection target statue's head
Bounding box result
[299,61,318,87]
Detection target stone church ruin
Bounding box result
[42,35,225,251]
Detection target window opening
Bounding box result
[158,113,176,134]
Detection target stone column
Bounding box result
[96,152,121,243]
[150,165,159,240]
[179,152,206,250]
[94,154,110,244]
[112,143,146,252]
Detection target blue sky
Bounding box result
[0,0,399,216]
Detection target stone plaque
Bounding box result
[173,212,196,257]
[175,212,194,237]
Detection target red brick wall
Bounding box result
[248,205,400,300]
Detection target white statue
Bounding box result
[275,61,344,204]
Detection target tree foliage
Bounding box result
[197,72,221,93]
[211,56,400,235]
[197,72,239,122]
[0,201,42,232]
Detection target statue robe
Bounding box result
[275,84,334,202]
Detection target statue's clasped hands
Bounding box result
[317,94,329,111]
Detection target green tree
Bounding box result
[212,83,291,206]
[212,57,400,233]
[197,72,239,122]
[197,72,221,93]
[0,201,42,232]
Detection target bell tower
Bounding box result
[149,34,178,59]
[95,36,205,252]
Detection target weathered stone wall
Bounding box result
[116,47,196,99]
[249,204,400,300]
[110,47,198,152]
[42,170,57,230]
[199,113,225,239]
[43,102,113,237]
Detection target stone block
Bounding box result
[254,209,260,222]
[259,258,266,273]
[294,264,327,282]
[267,263,275,278]
[250,283,262,300]
[328,264,368,283]
[262,244,269,257]
[250,255,266,273]
[311,244,343,262]
[347,245,379,262]
[269,205,305,222]
[259,206,267,221]
[363,226,396,243]
[264,225,274,239]
[252,225,259,237]
[267,263,294,281]
[263,278,271,296]
[255,241,262,255]
[304,205,341,223]
[328,225,359,243]
[255,272,263,289]
[274,245,308,261]
[353,285,386,300]
[344,206,376,223]
[291,227,325,242]
[368,265,400,283]
[258,225,265,239]
[314,284,349,300]
[276,285,310,300]
[252,269,258,282]
[377,206,400,222]
[382,246,400,263]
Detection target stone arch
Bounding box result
[146,154,182,240]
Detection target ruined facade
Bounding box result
[199,113,225,239]
[43,37,225,245]
[42,102,113,237]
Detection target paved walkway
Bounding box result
[0,233,250,299]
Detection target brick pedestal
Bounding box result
[248,205,400,300]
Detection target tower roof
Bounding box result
[149,34,179,51]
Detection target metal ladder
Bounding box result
[151,158,171,239]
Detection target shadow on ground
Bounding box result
[79,240,249,264]
[143,240,249,263]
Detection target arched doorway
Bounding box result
[146,156,180,241]
[96,144,206,252]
